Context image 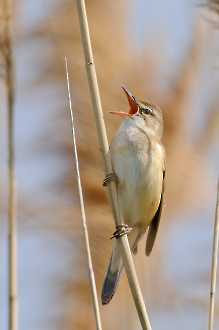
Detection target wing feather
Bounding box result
[145,170,165,256]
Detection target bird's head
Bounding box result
[110,86,164,139]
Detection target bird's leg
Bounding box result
[110,224,132,239]
[103,172,118,186]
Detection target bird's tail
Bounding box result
[101,240,122,305]
[101,228,141,305]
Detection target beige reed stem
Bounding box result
[65,57,103,330]
[2,0,17,329]
[75,1,152,328]
[208,180,219,330]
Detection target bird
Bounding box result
[101,86,165,305]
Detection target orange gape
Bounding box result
[122,86,139,115]
[109,86,139,118]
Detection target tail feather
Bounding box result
[101,262,122,305]
[101,242,123,305]
[101,228,141,305]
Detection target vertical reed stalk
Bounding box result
[65,57,102,330]
[75,1,152,328]
[2,1,17,329]
[208,180,219,330]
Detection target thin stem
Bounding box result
[2,1,17,330]
[208,179,219,330]
[65,57,102,330]
[75,1,152,328]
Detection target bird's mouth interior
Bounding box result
[109,86,139,118]
[122,86,139,115]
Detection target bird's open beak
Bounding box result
[121,86,139,115]
[109,111,132,118]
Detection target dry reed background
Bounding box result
[1,1,219,330]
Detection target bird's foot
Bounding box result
[110,224,132,239]
[103,172,118,186]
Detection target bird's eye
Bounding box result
[139,106,153,115]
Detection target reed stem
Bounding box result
[208,179,219,330]
[65,57,103,330]
[75,1,152,328]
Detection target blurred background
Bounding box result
[1,0,219,329]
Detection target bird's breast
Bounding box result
[110,124,164,227]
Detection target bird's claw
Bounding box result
[103,172,118,186]
[110,224,132,239]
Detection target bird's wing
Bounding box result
[145,169,165,256]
